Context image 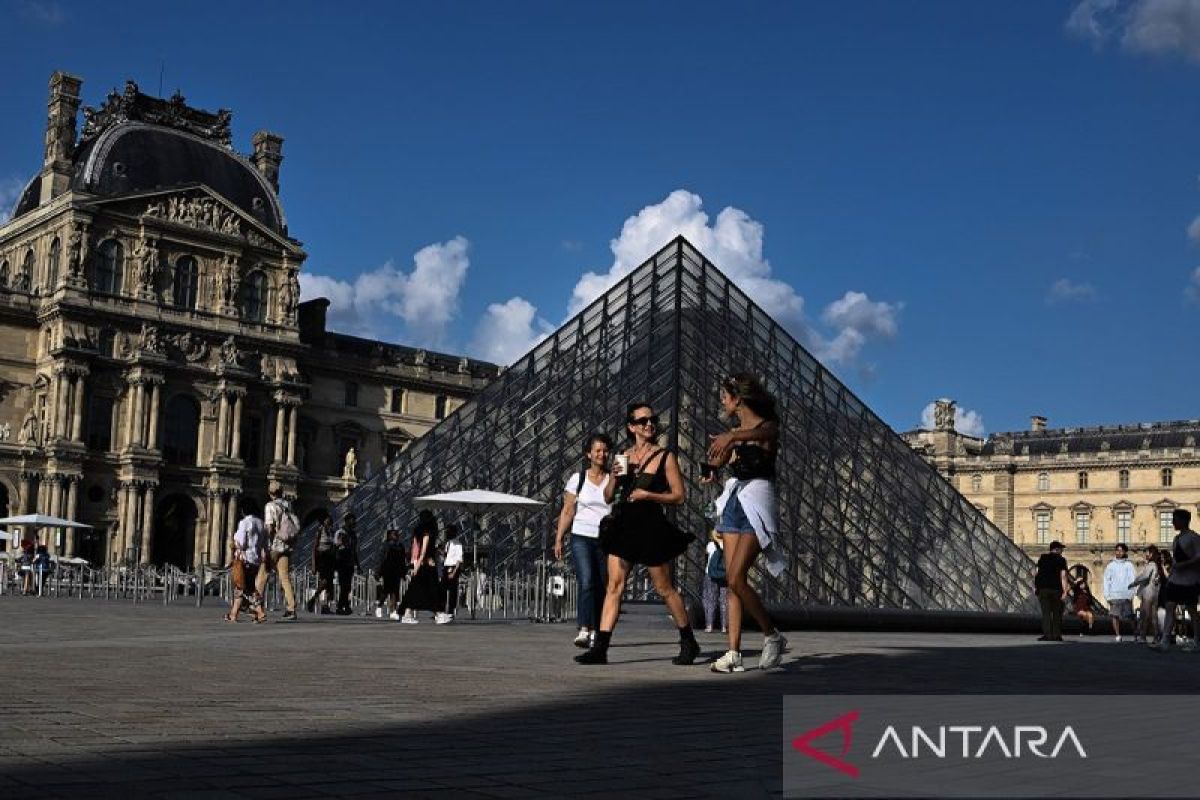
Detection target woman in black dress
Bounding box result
[399,510,441,624]
[576,403,696,666]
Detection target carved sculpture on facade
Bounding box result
[217,254,239,309]
[279,268,300,324]
[933,398,957,431]
[343,446,358,480]
[137,322,165,355]
[133,232,159,296]
[0,422,10,443]
[67,221,88,281]
[219,335,243,367]
[81,80,233,148]
[13,261,30,292]
[169,332,209,363]
[993,438,1013,455]
[261,353,301,383]
[19,410,39,445]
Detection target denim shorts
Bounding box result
[718,486,756,534]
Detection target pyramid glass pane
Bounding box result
[302,237,1037,615]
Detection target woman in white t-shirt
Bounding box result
[554,433,614,648]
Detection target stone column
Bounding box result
[273,404,286,463]
[18,474,31,514]
[147,382,162,450]
[53,373,67,439]
[215,392,228,458]
[131,381,145,447]
[71,374,85,441]
[230,394,244,459]
[206,493,222,566]
[64,478,79,556]
[139,484,155,565]
[123,483,140,564]
[286,406,298,466]
[46,476,61,553]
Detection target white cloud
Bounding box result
[566,189,899,366]
[921,400,986,438]
[1067,0,1200,61]
[0,177,25,224]
[299,236,469,346]
[469,297,554,364]
[1047,277,1097,303]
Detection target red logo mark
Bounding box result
[791,710,861,778]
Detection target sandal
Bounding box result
[223,613,236,622]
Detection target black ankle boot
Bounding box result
[673,636,701,665]
[575,630,611,664]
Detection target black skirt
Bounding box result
[400,564,442,611]
[599,501,693,567]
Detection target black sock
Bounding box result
[678,625,696,644]
[593,630,612,651]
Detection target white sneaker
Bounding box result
[374,606,383,619]
[401,613,419,625]
[388,611,400,621]
[760,632,788,669]
[434,612,452,625]
[1114,634,1122,643]
[573,628,592,648]
[711,650,745,673]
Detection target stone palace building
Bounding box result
[906,400,1200,600]
[0,72,498,568]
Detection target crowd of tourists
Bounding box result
[554,373,789,672]
[223,486,464,625]
[1034,508,1200,649]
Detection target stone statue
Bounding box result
[143,199,165,218]
[0,422,10,442]
[134,234,158,292]
[19,410,39,445]
[933,399,956,431]
[219,335,242,367]
[67,223,87,279]
[138,323,164,354]
[217,256,236,307]
[13,263,30,292]
[279,269,300,322]
[342,446,358,480]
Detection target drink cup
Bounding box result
[615,454,630,476]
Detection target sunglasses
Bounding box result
[630,416,658,427]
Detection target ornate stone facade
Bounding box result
[904,405,1200,602]
[0,72,498,568]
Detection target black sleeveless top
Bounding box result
[729,423,777,481]
[631,448,670,495]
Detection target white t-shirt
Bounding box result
[565,471,611,538]
[234,516,265,565]
[443,539,464,568]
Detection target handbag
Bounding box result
[706,547,727,586]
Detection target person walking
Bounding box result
[334,513,360,615]
[437,524,464,624]
[1033,540,1069,642]
[1070,565,1096,635]
[262,487,300,620]
[1102,543,1135,642]
[576,403,695,666]
[1130,545,1163,643]
[18,540,34,595]
[305,513,337,615]
[702,531,729,634]
[32,544,52,596]
[1150,509,1200,652]
[375,529,406,620]
[399,510,440,624]
[553,433,614,648]
[703,373,789,673]
[227,500,267,623]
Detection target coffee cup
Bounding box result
[615,454,630,476]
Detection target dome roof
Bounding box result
[12,122,285,233]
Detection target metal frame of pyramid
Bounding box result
[305,236,1037,615]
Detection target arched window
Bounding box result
[1077,471,1089,490]
[94,240,123,295]
[162,395,200,466]
[0,260,8,286]
[173,256,199,310]
[1119,469,1130,490]
[22,250,35,289]
[1037,472,1049,492]
[46,237,60,289]
[241,271,267,322]
[1162,468,1174,488]
[970,474,982,493]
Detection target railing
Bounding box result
[0,559,581,622]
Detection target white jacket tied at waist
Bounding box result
[713,477,787,578]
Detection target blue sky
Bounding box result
[2,0,1199,436]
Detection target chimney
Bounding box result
[297,298,328,345]
[251,130,284,193]
[39,71,83,204]
[1031,415,1047,433]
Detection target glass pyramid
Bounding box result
[310,237,1036,614]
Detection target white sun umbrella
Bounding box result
[412,490,545,619]
[0,514,92,561]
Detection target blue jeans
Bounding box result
[570,535,607,629]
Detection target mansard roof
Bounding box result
[980,419,1200,456]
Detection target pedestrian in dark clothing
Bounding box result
[399,510,440,624]
[1033,540,1070,641]
[375,528,406,620]
[334,513,360,615]
[305,514,336,615]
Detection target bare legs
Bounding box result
[722,532,776,652]
[597,556,689,633]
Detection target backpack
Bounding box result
[271,501,300,553]
[706,546,727,586]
